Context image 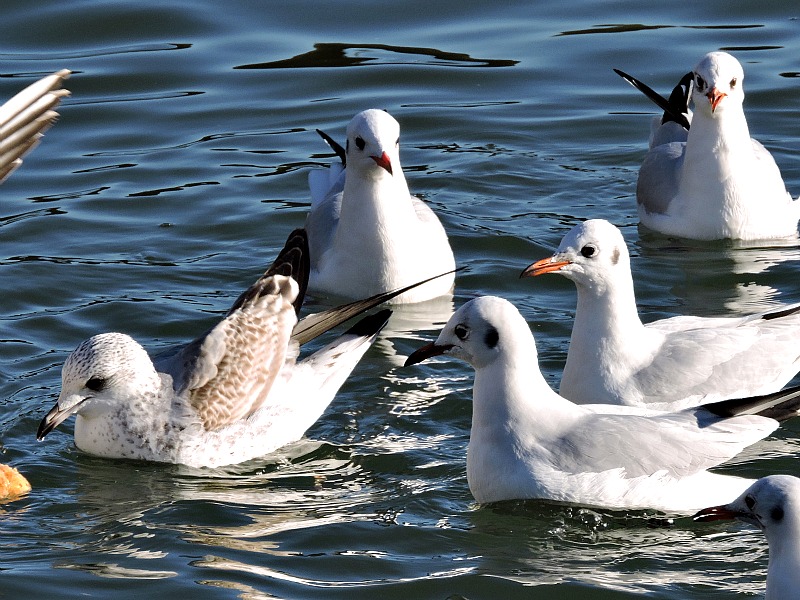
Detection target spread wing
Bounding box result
[0,69,70,183]
[156,229,308,431]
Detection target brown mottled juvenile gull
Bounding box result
[0,69,70,183]
[37,229,447,468]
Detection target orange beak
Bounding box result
[520,257,571,278]
[707,87,726,113]
[371,151,393,175]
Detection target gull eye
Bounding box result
[695,75,706,91]
[730,77,737,88]
[745,495,756,510]
[355,136,366,151]
[85,377,107,392]
[580,244,597,258]
[454,324,470,341]
[395,137,400,147]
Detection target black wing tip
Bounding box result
[702,385,800,422]
[614,67,691,131]
[316,128,346,167]
[345,308,392,337]
[267,228,310,313]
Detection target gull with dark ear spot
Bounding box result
[522,219,800,410]
[695,475,800,599]
[306,109,456,304]
[37,228,454,468]
[0,69,70,183]
[617,51,800,240]
[405,295,800,512]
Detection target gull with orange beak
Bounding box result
[305,109,455,304]
[521,219,800,410]
[616,51,800,240]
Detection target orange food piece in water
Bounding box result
[0,464,31,499]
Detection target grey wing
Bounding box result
[306,167,344,269]
[556,409,774,478]
[637,315,800,401]
[636,141,685,215]
[0,69,70,183]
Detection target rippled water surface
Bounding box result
[2,1,800,598]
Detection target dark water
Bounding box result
[2,1,800,597]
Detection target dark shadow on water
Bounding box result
[235,42,518,70]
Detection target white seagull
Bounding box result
[521,219,800,410]
[0,69,70,183]
[405,295,800,513]
[37,229,448,468]
[617,51,800,240]
[695,474,800,600]
[305,109,456,304]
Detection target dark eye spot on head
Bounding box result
[730,77,737,88]
[355,136,366,151]
[771,506,784,522]
[484,326,499,349]
[454,324,469,341]
[395,137,400,146]
[86,377,107,392]
[611,247,620,265]
[745,495,756,510]
[580,244,596,258]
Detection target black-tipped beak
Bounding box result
[692,504,739,523]
[36,397,86,440]
[371,151,393,175]
[404,342,453,367]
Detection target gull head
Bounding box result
[37,332,161,440]
[520,219,631,295]
[345,109,401,179]
[691,51,745,116]
[405,296,532,370]
[694,474,800,548]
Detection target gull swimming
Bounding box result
[37,229,449,468]
[617,51,800,240]
[405,295,800,513]
[695,474,800,599]
[306,108,456,303]
[0,69,70,183]
[521,219,800,410]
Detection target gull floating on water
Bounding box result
[521,219,800,410]
[617,51,800,240]
[695,474,800,599]
[0,69,70,183]
[306,109,456,303]
[37,229,452,468]
[405,295,800,513]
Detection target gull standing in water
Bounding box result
[0,69,70,183]
[306,109,456,303]
[617,51,800,240]
[38,229,451,468]
[522,219,800,410]
[405,295,800,513]
[695,475,800,599]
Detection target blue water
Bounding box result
[2,1,800,597]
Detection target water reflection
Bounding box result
[236,43,518,70]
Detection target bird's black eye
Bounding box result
[454,324,469,341]
[580,244,596,258]
[770,506,784,522]
[695,75,706,91]
[355,136,366,151]
[730,77,737,88]
[745,495,755,510]
[85,377,107,392]
[395,137,400,147]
